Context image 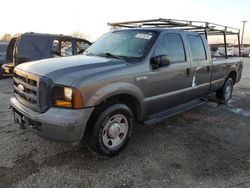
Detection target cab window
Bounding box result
[187,35,207,61]
[154,33,186,63]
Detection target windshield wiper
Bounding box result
[105,52,123,60]
[98,52,125,60]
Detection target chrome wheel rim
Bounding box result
[225,83,232,100]
[102,114,128,149]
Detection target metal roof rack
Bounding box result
[108,18,240,35]
[108,18,241,57]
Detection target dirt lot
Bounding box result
[0,59,250,188]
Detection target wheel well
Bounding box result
[97,94,141,121]
[83,94,141,140]
[228,71,237,84]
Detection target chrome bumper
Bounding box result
[10,96,94,142]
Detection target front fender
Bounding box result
[84,82,145,114]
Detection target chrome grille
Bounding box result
[13,69,40,111]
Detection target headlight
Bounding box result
[64,87,73,101]
[52,86,83,109]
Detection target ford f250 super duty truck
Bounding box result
[10,19,243,157]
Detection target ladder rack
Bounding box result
[108,18,241,57]
[108,18,240,35]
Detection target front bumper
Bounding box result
[2,63,14,74]
[10,96,94,142]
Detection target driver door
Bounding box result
[144,32,193,115]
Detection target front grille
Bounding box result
[13,69,40,112]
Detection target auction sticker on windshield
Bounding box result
[135,33,152,40]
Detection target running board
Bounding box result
[144,98,207,125]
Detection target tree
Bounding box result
[71,31,91,41]
[110,26,121,31]
[71,31,86,39]
[1,33,12,42]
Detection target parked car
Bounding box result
[212,47,239,58]
[211,47,225,58]
[10,19,243,157]
[241,48,250,57]
[1,32,91,76]
[0,42,9,77]
[227,47,239,57]
[0,41,8,65]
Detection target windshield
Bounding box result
[85,30,157,60]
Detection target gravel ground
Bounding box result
[0,59,250,188]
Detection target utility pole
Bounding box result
[241,21,247,47]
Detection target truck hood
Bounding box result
[16,55,128,85]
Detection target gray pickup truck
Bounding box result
[11,19,243,157]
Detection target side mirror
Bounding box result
[150,55,170,69]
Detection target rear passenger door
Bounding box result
[186,34,212,97]
[145,32,192,114]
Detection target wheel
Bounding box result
[216,77,233,104]
[87,103,133,157]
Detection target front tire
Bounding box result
[88,103,133,157]
[216,77,233,104]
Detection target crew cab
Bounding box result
[10,19,243,157]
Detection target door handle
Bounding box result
[187,66,204,76]
[186,68,191,76]
[206,65,210,72]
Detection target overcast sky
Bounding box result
[1,0,249,43]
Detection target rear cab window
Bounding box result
[187,35,207,61]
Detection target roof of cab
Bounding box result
[12,32,90,41]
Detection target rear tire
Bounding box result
[87,103,133,157]
[216,77,233,104]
